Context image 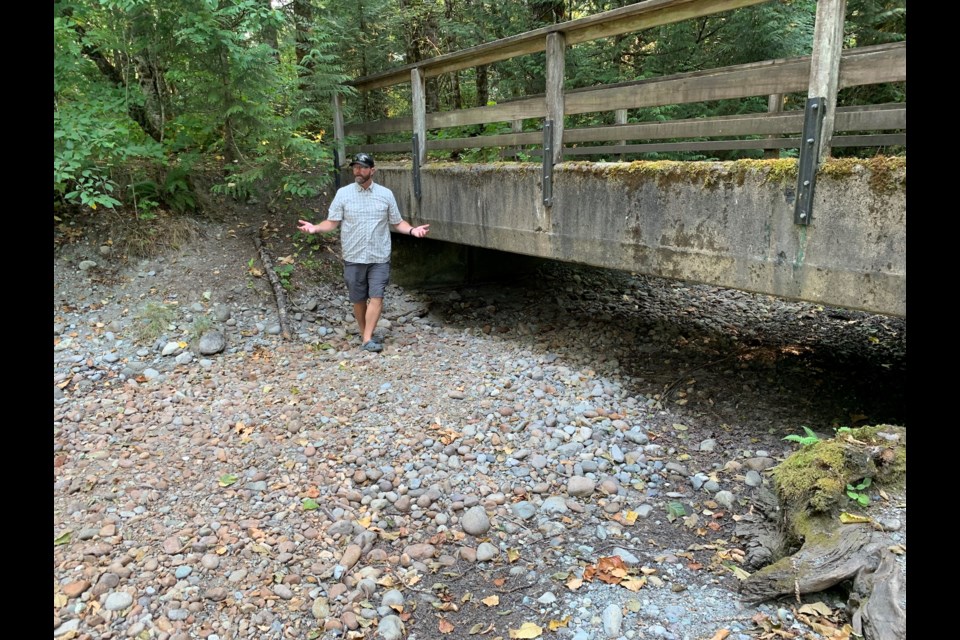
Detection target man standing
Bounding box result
[297,153,430,352]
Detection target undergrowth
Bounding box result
[135,301,178,343]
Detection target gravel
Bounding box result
[54,216,906,640]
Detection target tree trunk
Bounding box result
[294,0,313,93]
[261,0,280,63]
[57,3,164,143]
[476,65,489,108]
[132,52,167,141]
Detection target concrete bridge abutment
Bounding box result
[371,157,905,317]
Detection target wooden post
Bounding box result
[615,108,628,161]
[411,68,427,168]
[332,93,345,168]
[545,32,566,165]
[808,0,847,160]
[764,94,784,159]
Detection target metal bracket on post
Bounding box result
[332,148,342,189]
[412,133,422,202]
[542,120,554,206]
[794,97,826,225]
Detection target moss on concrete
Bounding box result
[427,155,904,198]
[819,156,906,195]
[556,158,801,191]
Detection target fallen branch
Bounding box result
[253,228,292,340]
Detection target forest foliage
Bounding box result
[53,0,905,216]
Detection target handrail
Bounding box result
[347,0,772,92]
[333,0,904,175]
[341,43,905,159]
[344,43,905,137]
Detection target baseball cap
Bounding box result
[349,153,375,168]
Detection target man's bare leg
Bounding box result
[354,298,384,344]
[353,301,368,341]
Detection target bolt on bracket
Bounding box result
[542,120,554,207]
[412,134,422,202]
[794,97,826,225]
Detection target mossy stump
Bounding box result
[739,425,906,640]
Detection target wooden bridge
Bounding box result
[328,0,906,317]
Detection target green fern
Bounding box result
[783,426,820,447]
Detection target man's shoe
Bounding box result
[361,340,383,353]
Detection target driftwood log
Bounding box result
[252,227,292,340]
[738,425,906,640]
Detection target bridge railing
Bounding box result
[332,0,904,165]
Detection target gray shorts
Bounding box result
[343,261,390,303]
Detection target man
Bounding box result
[297,152,430,353]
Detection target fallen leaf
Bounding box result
[798,602,835,617]
[374,528,401,541]
[809,620,848,638]
[218,474,238,487]
[509,622,543,638]
[302,498,319,510]
[707,630,730,640]
[621,577,646,591]
[726,564,751,580]
[493,577,507,587]
[547,616,570,630]
[565,577,583,590]
[507,548,521,563]
[598,556,627,572]
[468,623,485,635]
[839,512,871,524]
[624,510,638,525]
[482,595,500,606]
[667,501,687,519]
[54,530,73,546]
[439,618,455,634]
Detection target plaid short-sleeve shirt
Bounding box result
[328,181,402,264]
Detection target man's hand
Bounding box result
[411,224,431,238]
[297,220,317,233]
